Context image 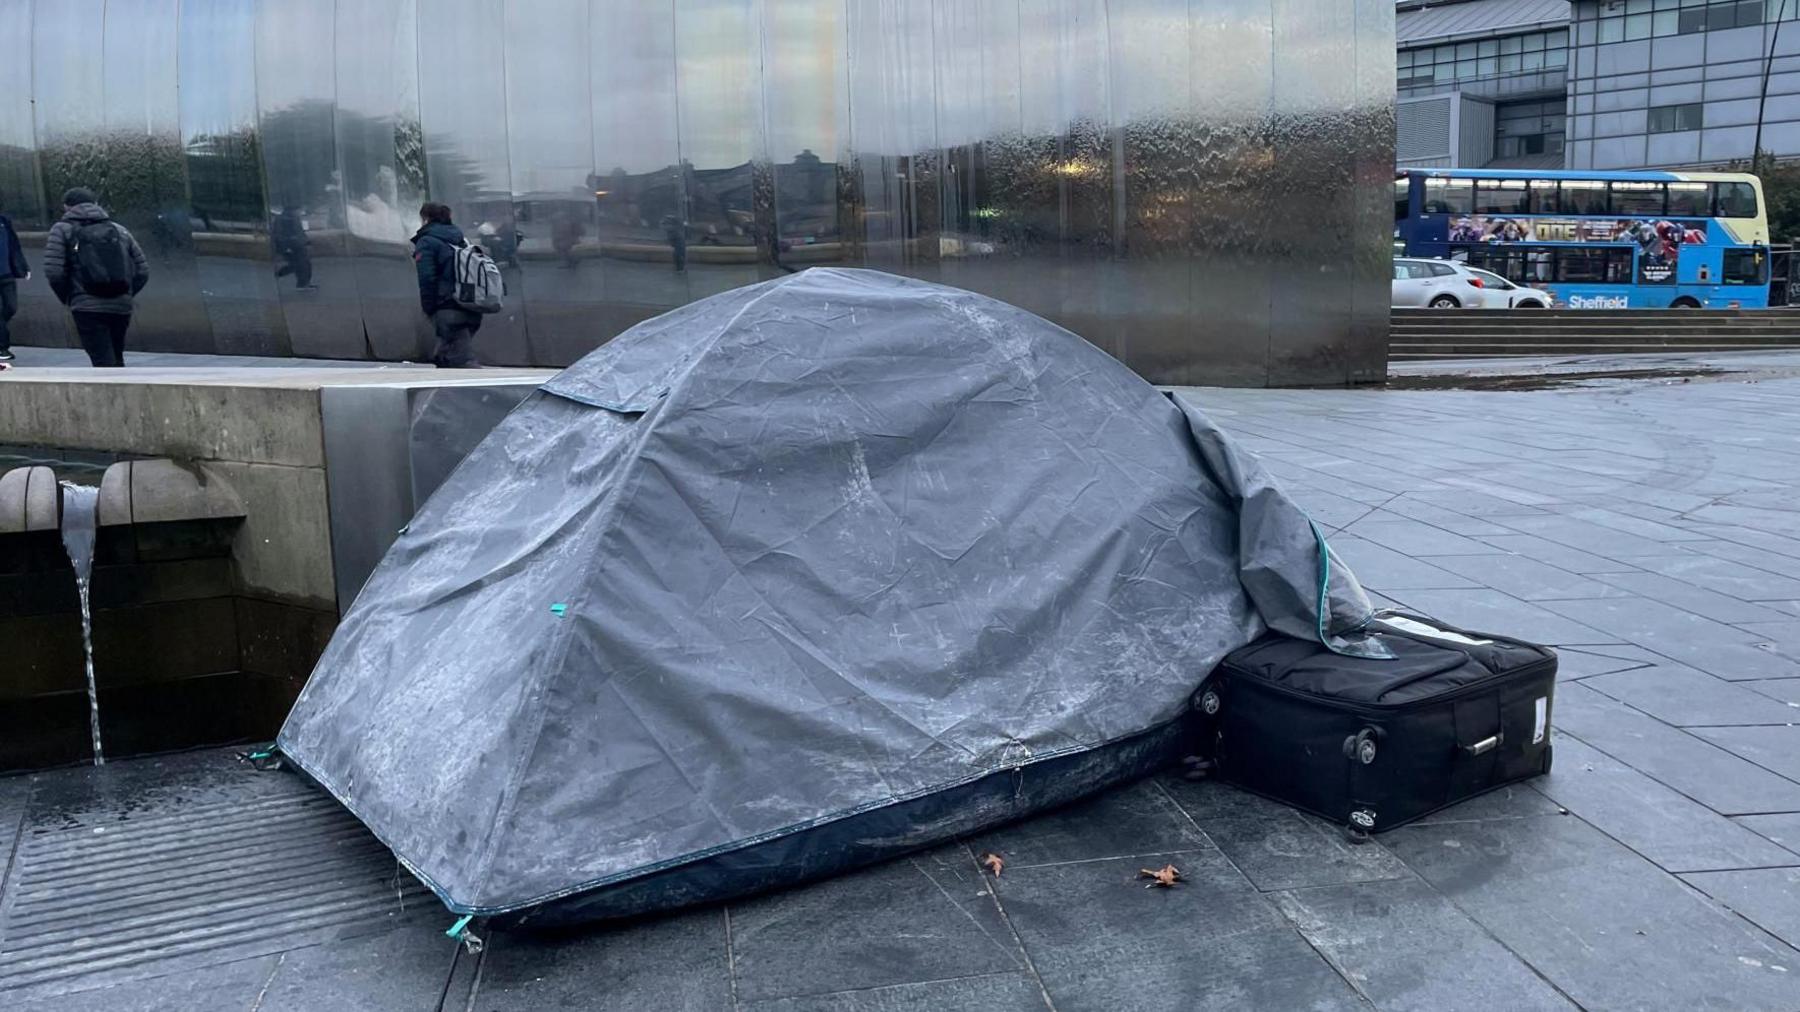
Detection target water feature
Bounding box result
[58,482,104,766]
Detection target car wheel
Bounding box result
[1515,300,1544,309]
[1428,295,1459,309]
[1670,297,1701,309]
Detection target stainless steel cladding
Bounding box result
[0,0,1391,384]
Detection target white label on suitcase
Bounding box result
[1533,696,1547,744]
[1376,615,1494,647]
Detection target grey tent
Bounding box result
[277,267,1372,926]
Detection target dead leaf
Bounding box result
[979,851,1005,877]
[1138,863,1183,889]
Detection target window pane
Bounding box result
[1476,179,1530,213]
[1612,180,1667,214]
[1666,181,1712,215]
[1457,60,1477,79]
[1500,53,1522,72]
[1737,0,1764,26]
[1707,4,1737,29]
[1649,106,1672,132]
[1424,177,1475,214]
[1428,262,1457,277]
[1626,0,1653,12]
[1679,8,1707,31]
[1626,12,1653,37]
[1546,48,1568,69]
[1501,35,1523,54]
[1436,45,1454,63]
[1396,178,1411,221]
[1522,49,1546,70]
[1478,57,1498,76]
[1724,248,1766,284]
[1558,248,1604,282]
[1654,9,1680,33]
[1562,179,1610,214]
[1717,180,1759,217]
[1398,50,1414,69]
[1478,39,1499,57]
[1600,17,1626,41]
[1547,28,1568,46]
[1457,42,1477,59]
[1528,179,1562,213]
[1523,32,1545,51]
[1677,103,1705,131]
[1607,248,1634,284]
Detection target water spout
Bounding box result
[58,482,103,766]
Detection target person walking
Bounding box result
[271,205,316,290]
[44,188,149,368]
[411,202,480,369]
[0,206,30,361]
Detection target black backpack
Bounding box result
[69,221,132,297]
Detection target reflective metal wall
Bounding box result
[2,0,1391,385]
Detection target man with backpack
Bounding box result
[0,205,30,362]
[412,202,501,369]
[44,188,149,368]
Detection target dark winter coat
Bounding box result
[412,221,465,315]
[0,214,29,279]
[44,203,149,314]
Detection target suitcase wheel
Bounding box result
[1345,825,1373,845]
[1342,727,1379,765]
[1198,688,1221,716]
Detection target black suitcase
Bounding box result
[1188,613,1557,837]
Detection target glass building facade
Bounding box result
[0,0,1391,386]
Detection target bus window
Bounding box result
[1666,182,1711,217]
[1423,177,1474,214]
[1561,179,1609,215]
[1604,247,1633,283]
[1527,179,1562,213]
[1556,246,1632,283]
[1475,178,1528,214]
[1717,181,1758,218]
[1723,248,1767,285]
[1395,177,1411,221]
[1611,180,1666,215]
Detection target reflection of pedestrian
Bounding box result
[411,202,480,369]
[0,207,31,362]
[477,221,521,269]
[661,214,687,272]
[272,206,316,290]
[45,188,150,368]
[552,213,582,270]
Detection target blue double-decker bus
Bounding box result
[1395,168,1773,309]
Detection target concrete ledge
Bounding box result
[0,467,60,534]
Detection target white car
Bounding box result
[1392,257,1488,309]
[1464,267,1554,309]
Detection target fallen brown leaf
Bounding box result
[1138,863,1183,888]
[979,851,1005,877]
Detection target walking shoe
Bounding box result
[0,349,14,361]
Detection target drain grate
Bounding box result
[0,783,430,998]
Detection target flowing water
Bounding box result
[58,482,104,766]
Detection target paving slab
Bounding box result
[726,847,1024,1004]
[1594,571,1797,625]
[477,907,731,1012]
[1346,518,1507,557]
[1552,646,1656,681]
[1538,597,1800,680]
[1742,678,1800,708]
[1364,497,1513,536]
[1552,683,1800,815]
[1321,537,1476,592]
[257,921,477,1012]
[1628,548,1800,602]
[742,973,1049,1012]
[1159,779,1409,893]
[1582,663,1800,727]
[1690,725,1800,784]
[1470,533,1642,574]
[1735,814,1800,856]
[1378,588,1617,646]
[1534,737,1798,873]
[1489,514,1680,559]
[991,849,1365,1012]
[965,779,1211,869]
[1385,814,1800,1011]
[1681,868,1800,951]
[1416,553,1625,602]
[1272,876,1575,1012]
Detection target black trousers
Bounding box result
[0,278,16,351]
[72,310,131,367]
[430,307,482,368]
[275,246,313,287]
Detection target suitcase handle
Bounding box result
[1463,733,1502,757]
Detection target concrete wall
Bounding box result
[0,367,545,767]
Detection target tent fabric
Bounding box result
[276,267,1371,922]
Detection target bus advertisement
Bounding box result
[1395,169,1774,309]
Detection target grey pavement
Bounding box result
[5,359,1800,1010]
